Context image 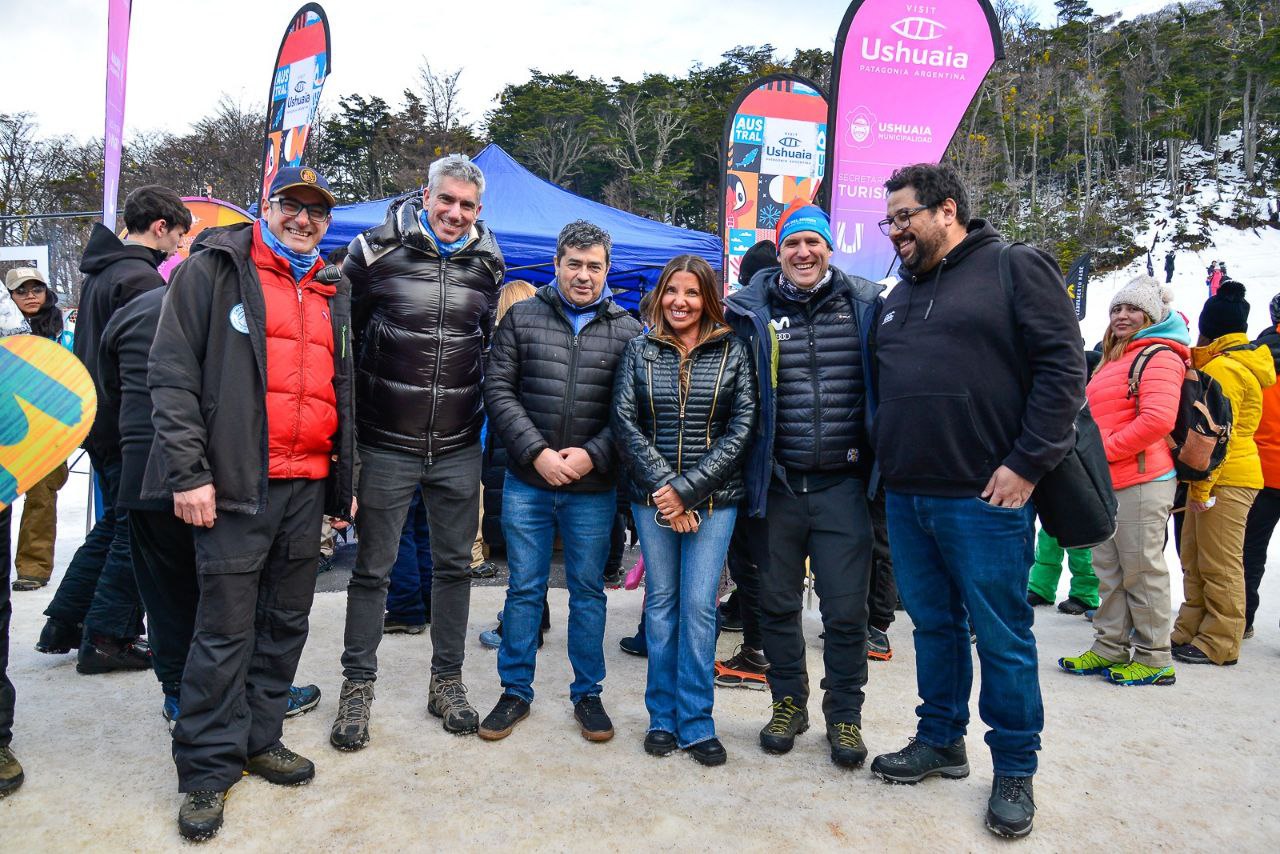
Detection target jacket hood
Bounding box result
[728,264,882,316]
[79,222,166,274]
[897,218,1002,285]
[1193,332,1276,383]
[1133,311,1192,350]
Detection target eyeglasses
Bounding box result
[877,205,933,236]
[12,283,46,296]
[655,509,702,530]
[271,196,332,222]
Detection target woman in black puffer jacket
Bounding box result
[612,254,757,766]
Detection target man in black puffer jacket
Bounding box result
[724,203,883,771]
[476,220,642,744]
[333,154,503,746]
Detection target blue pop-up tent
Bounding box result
[320,144,722,311]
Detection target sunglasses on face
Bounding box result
[271,196,332,222]
[12,283,46,297]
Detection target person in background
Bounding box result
[1026,531,1097,616]
[613,254,757,766]
[1164,250,1175,285]
[1241,293,1280,639]
[383,489,433,635]
[1058,276,1187,685]
[5,267,69,592]
[1174,280,1275,666]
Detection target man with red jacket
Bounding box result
[145,167,354,841]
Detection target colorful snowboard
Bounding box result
[0,335,96,511]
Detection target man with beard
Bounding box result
[868,163,1084,839]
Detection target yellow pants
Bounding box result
[1175,485,1256,664]
[16,462,69,583]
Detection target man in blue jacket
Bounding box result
[724,202,883,770]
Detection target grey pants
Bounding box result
[173,479,323,792]
[1090,478,1177,667]
[342,442,481,682]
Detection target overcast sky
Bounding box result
[4,0,1176,140]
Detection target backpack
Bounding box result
[1126,344,1233,481]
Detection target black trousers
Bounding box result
[1242,486,1280,630]
[129,508,199,698]
[172,479,322,792]
[868,488,898,632]
[1,507,13,747]
[758,477,872,725]
[726,514,765,650]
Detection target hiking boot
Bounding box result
[470,561,498,580]
[76,634,152,674]
[827,722,868,768]
[478,694,531,741]
[178,789,230,841]
[162,695,181,733]
[330,679,374,751]
[1105,661,1176,686]
[573,695,615,742]
[643,730,677,757]
[1026,591,1052,607]
[11,577,45,591]
[759,697,809,754]
[35,616,81,654]
[285,684,322,717]
[714,646,768,689]
[867,626,893,661]
[383,615,428,635]
[246,745,314,786]
[1057,649,1121,676]
[0,746,24,798]
[986,775,1035,838]
[1057,596,1090,616]
[618,634,647,657]
[871,737,969,784]
[428,674,479,734]
[1172,643,1236,665]
[686,737,727,767]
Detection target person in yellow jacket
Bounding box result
[1174,279,1276,666]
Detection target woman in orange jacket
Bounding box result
[1059,276,1187,685]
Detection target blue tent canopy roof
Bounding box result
[320,144,722,310]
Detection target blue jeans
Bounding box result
[885,491,1041,777]
[633,503,737,748]
[498,474,614,704]
[386,489,433,624]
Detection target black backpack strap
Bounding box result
[1126,344,1173,399]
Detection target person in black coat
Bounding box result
[613,254,756,766]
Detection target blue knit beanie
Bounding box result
[776,203,833,250]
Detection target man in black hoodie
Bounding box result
[868,163,1084,839]
[36,185,190,673]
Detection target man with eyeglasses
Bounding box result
[36,185,191,674]
[477,220,640,742]
[868,163,1084,839]
[145,166,355,841]
[331,154,503,748]
[723,201,883,771]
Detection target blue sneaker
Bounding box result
[162,695,181,732]
[285,684,321,718]
[479,628,502,649]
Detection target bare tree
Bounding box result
[418,61,467,136]
[521,118,597,186]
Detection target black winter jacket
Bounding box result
[98,287,167,511]
[483,285,642,492]
[346,196,503,460]
[76,222,168,458]
[612,330,757,511]
[142,223,355,518]
[872,219,1085,497]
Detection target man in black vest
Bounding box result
[724,203,882,770]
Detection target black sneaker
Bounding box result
[178,789,229,841]
[76,634,152,674]
[759,697,809,754]
[643,730,677,757]
[827,722,868,768]
[618,635,647,657]
[574,696,615,742]
[603,566,623,587]
[35,617,81,655]
[986,775,1035,838]
[478,694,531,741]
[245,745,314,786]
[686,737,727,767]
[1056,596,1090,615]
[870,737,969,784]
[1172,643,1236,665]
[714,645,769,689]
[383,616,428,635]
[470,561,498,579]
[1026,591,1052,607]
[0,746,23,799]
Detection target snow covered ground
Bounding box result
[3,459,1280,851]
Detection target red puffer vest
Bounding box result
[1085,336,1188,491]
[251,227,338,480]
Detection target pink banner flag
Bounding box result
[102,0,132,228]
[824,0,1003,280]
